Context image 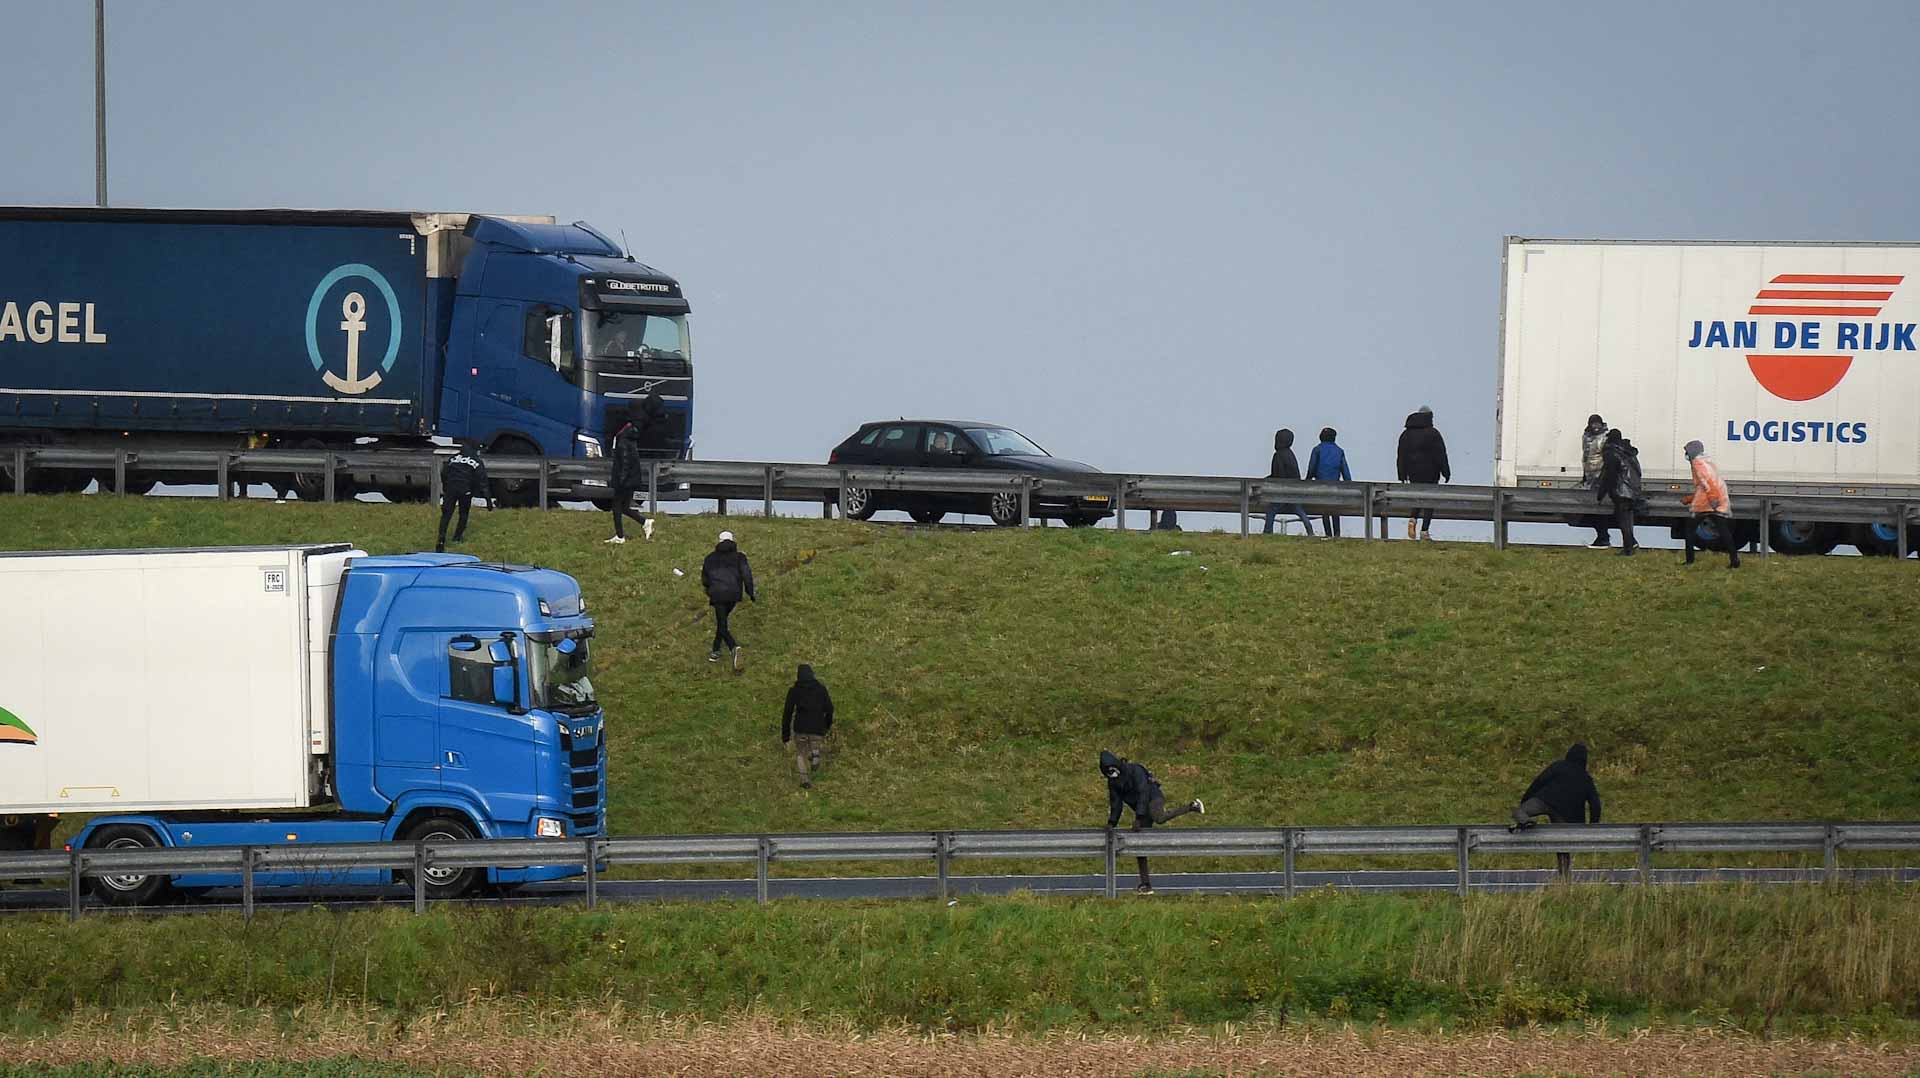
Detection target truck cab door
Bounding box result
[372,632,444,797]
[439,635,539,831]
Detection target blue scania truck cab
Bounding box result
[65,550,606,905]
[0,207,692,504]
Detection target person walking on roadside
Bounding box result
[1580,414,1612,547]
[781,664,835,789]
[1099,749,1206,895]
[1263,429,1313,536]
[604,399,660,544]
[1509,742,1603,878]
[1305,427,1351,538]
[701,529,756,670]
[435,441,493,553]
[1594,429,1643,555]
[1681,439,1740,569]
[1395,405,1451,541]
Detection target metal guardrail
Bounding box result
[4,821,1915,919]
[6,444,1918,555]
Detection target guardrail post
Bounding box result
[1899,504,1912,559]
[1020,477,1033,529]
[1455,827,1470,897]
[412,843,427,914]
[1638,825,1652,886]
[763,465,775,519]
[536,455,551,509]
[1759,499,1773,558]
[1824,824,1839,882]
[836,469,849,522]
[323,453,337,503]
[242,846,256,921]
[1282,828,1295,899]
[12,448,26,496]
[1103,829,1117,899]
[112,449,127,495]
[647,461,659,516]
[1113,482,1127,531]
[756,837,771,904]
[1238,480,1251,538]
[936,831,951,901]
[585,839,598,909]
[217,453,232,501]
[68,847,83,921]
[1492,491,1507,551]
[1361,483,1376,540]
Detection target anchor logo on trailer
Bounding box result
[305,263,402,395]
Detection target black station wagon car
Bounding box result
[828,420,1113,526]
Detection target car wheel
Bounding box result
[841,486,878,521]
[988,490,1024,527]
[909,509,945,525]
[398,814,483,900]
[1063,512,1099,528]
[86,824,171,907]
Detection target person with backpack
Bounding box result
[1305,427,1351,537]
[1594,429,1644,555]
[1681,439,1740,568]
[701,530,756,671]
[1395,405,1451,540]
[604,398,660,544]
[1099,749,1206,895]
[434,441,493,553]
[1263,429,1313,536]
[781,664,835,788]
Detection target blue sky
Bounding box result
[7,1,1919,488]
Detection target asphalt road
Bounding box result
[4,866,1914,916]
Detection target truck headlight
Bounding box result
[535,817,565,838]
[576,434,604,459]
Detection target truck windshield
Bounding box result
[586,311,690,361]
[529,637,597,712]
[962,427,1049,457]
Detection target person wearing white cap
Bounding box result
[701,529,756,670]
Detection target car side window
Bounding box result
[448,640,495,706]
[858,428,882,447]
[877,425,915,452]
[924,427,960,454]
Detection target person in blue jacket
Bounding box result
[1305,427,1351,537]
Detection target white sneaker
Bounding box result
[1192,798,1205,815]
[643,518,655,541]
[604,535,626,544]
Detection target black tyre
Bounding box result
[987,489,1025,527]
[1063,512,1099,528]
[288,438,355,502]
[86,824,171,907]
[378,481,431,504]
[1851,522,1902,557]
[908,508,945,525]
[398,814,483,900]
[1769,519,1839,556]
[487,437,541,509]
[840,486,878,521]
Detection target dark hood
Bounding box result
[796,664,816,683]
[1405,411,1433,430]
[1567,742,1589,768]
[639,392,667,421]
[1274,429,1294,450]
[715,539,737,555]
[1099,749,1122,777]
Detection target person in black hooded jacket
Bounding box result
[702,530,756,670]
[435,442,493,553]
[1263,429,1313,536]
[1511,742,1602,876]
[604,397,662,544]
[781,664,835,788]
[1395,406,1450,540]
[1594,430,1644,555]
[1099,749,1205,894]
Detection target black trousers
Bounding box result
[1321,514,1342,537]
[1610,497,1637,550]
[437,492,471,547]
[1685,513,1741,565]
[1512,797,1575,877]
[1131,792,1198,888]
[1412,507,1434,531]
[711,601,739,652]
[610,484,648,537]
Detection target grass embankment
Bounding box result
[3,495,1915,838]
[2,888,1916,1035]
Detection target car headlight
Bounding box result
[576,434,604,459]
[535,817,565,838]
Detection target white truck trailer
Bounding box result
[1496,238,1920,554]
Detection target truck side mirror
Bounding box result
[491,663,517,709]
[548,316,565,371]
[487,639,513,664]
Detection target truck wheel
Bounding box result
[1686,514,1738,552]
[487,437,541,509]
[86,824,171,907]
[1850,522,1901,557]
[1769,519,1838,556]
[399,815,482,900]
[840,486,878,521]
[988,490,1025,527]
[288,439,356,502]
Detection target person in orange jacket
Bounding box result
[1682,440,1740,568]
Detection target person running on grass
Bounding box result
[701,529,756,671]
[604,398,661,544]
[781,664,835,789]
[1099,749,1205,895]
[1681,439,1740,569]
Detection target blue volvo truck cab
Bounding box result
[68,552,605,906]
[0,207,692,504]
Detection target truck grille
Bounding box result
[558,725,606,836]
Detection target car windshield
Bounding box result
[529,636,596,712]
[585,311,690,361]
[963,427,1048,457]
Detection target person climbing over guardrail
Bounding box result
[781,663,835,789]
[1509,742,1603,877]
[1100,749,1205,895]
[1264,428,1313,536]
[1305,427,1350,538]
[1681,439,1740,569]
